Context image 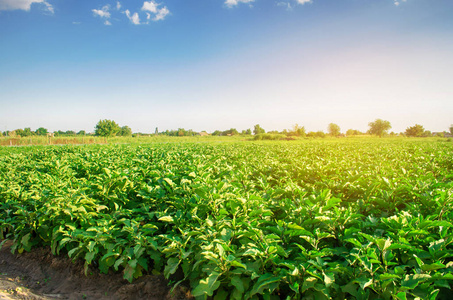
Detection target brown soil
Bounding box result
[0,241,192,300]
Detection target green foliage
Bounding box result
[160,128,196,137]
[1,139,453,299]
[13,128,34,137]
[119,126,132,137]
[405,124,425,137]
[55,130,77,137]
[253,133,286,140]
[95,119,120,137]
[328,123,341,137]
[307,131,326,138]
[35,127,48,136]
[253,124,265,135]
[368,119,392,137]
[212,128,239,136]
[346,129,363,136]
[288,124,306,137]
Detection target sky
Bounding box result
[1,0,453,134]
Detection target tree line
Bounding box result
[2,119,453,138]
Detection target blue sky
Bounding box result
[1,0,453,134]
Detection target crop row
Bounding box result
[0,139,453,299]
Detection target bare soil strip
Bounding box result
[0,241,191,300]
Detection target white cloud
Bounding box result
[296,0,312,4]
[277,2,293,10]
[142,1,170,22]
[92,5,110,18]
[225,0,254,8]
[116,1,121,10]
[394,0,407,6]
[42,1,53,13]
[142,1,158,13]
[92,5,112,25]
[154,6,169,21]
[0,0,54,13]
[125,9,140,25]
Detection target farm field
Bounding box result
[1,138,453,299]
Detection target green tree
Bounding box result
[328,123,341,137]
[290,124,306,137]
[77,130,86,136]
[368,119,392,137]
[14,129,25,137]
[405,124,425,137]
[35,127,48,136]
[346,129,362,136]
[450,125,453,135]
[177,128,186,136]
[253,124,265,135]
[422,130,431,137]
[119,126,132,136]
[315,131,326,138]
[222,128,239,136]
[21,127,33,137]
[95,119,120,137]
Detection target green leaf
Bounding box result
[102,168,111,177]
[134,245,145,259]
[99,255,116,274]
[250,273,281,296]
[21,233,31,252]
[401,274,431,290]
[192,272,221,297]
[230,260,247,269]
[164,257,180,279]
[323,197,341,211]
[421,262,446,271]
[341,282,359,298]
[302,277,317,292]
[128,259,137,268]
[379,273,400,281]
[376,238,392,252]
[429,289,440,300]
[123,264,135,283]
[68,246,80,259]
[323,273,335,287]
[158,216,174,223]
[213,288,228,300]
[85,251,96,264]
[163,178,175,187]
[114,256,125,270]
[355,277,373,290]
[230,276,245,293]
[289,282,300,293]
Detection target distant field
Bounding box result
[0,135,248,146]
[1,138,452,299]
